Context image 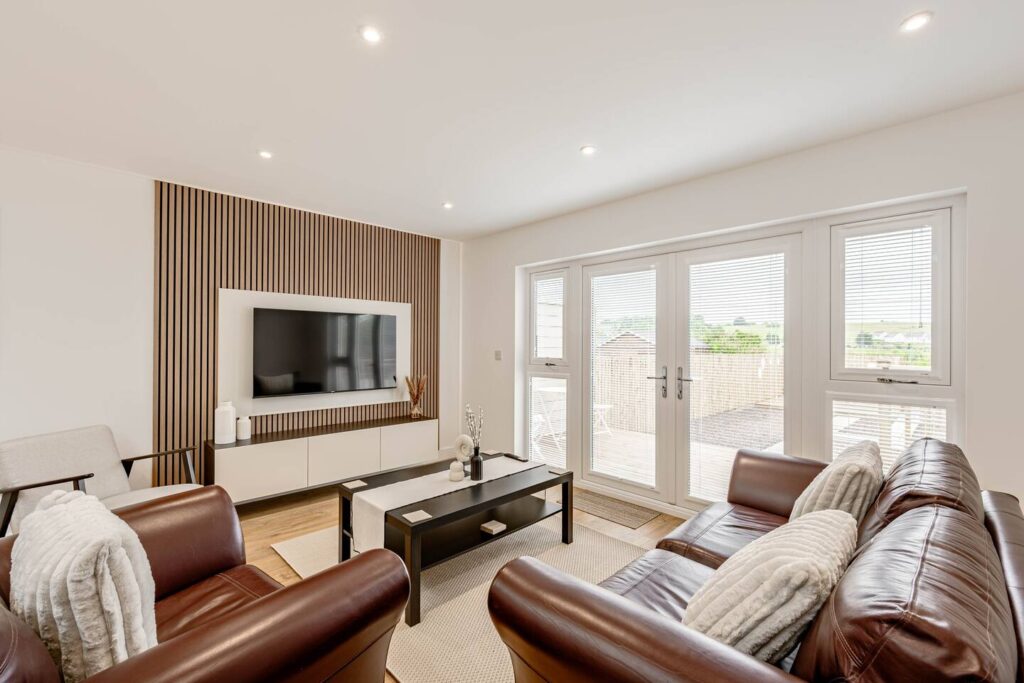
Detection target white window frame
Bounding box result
[515,194,964,515]
[529,268,569,367]
[830,208,951,386]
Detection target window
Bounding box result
[827,204,959,471]
[531,271,567,364]
[528,376,568,468]
[518,197,962,513]
[831,209,950,384]
[831,397,948,472]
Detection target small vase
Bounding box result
[236,415,252,441]
[410,401,422,419]
[470,446,483,481]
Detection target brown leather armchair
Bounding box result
[0,486,410,682]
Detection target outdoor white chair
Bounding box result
[0,424,200,535]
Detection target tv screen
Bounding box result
[252,308,397,398]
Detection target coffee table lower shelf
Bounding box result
[387,496,562,570]
[338,462,573,626]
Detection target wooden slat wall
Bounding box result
[153,181,440,485]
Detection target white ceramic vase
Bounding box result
[214,401,237,444]
[236,415,252,441]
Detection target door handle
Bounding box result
[646,366,668,398]
[676,366,694,399]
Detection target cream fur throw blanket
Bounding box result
[10,490,157,682]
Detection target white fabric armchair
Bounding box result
[0,425,201,534]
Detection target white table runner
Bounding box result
[352,458,544,553]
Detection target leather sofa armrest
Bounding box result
[114,486,246,600]
[726,449,826,518]
[87,549,410,683]
[488,557,802,683]
[0,605,61,682]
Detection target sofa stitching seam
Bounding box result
[613,554,687,598]
[855,505,939,678]
[677,505,734,561]
[216,571,261,599]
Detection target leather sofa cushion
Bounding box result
[792,505,1017,683]
[858,438,983,545]
[600,549,714,621]
[156,564,282,641]
[656,502,787,568]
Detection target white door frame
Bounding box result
[580,254,676,502]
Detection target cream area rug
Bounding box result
[272,517,646,682]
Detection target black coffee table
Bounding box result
[338,454,573,625]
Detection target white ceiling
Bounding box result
[2,2,1023,240]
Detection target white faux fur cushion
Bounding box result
[683,509,857,664]
[10,490,157,682]
[790,440,882,523]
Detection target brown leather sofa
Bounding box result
[489,439,1024,683]
[0,486,410,682]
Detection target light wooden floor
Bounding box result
[238,487,683,682]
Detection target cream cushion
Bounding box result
[790,440,882,523]
[0,426,131,532]
[102,483,201,510]
[683,509,857,664]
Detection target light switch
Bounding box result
[494,349,503,361]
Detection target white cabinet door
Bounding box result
[380,419,439,470]
[308,428,381,486]
[216,439,307,503]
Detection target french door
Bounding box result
[581,256,675,501]
[582,236,799,507]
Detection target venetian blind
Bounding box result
[589,268,657,487]
[688,253,785,502]
[528,376,568,468]
[843,225,932,373]
[832,399,947,473]
[533,274,565,360]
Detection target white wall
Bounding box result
[0,147,154,470]
[438,239,463,450]
[462,90,1024,499]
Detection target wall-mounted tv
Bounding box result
[252,308,397,398]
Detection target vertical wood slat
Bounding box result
[153,181,441,485]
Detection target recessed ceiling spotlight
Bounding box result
[360,25,383,44]
[580,145,597,156]
[442,201,454,210]
[258,150,273,159]
[899,11,933,33]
